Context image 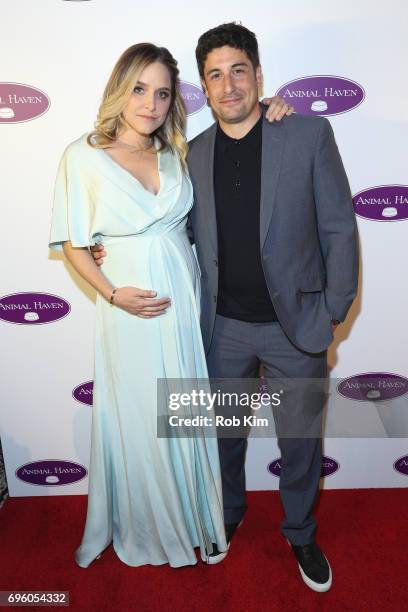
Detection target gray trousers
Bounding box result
[206,315,327,546]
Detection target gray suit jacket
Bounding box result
[187,110,359,354]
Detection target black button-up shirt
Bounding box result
[213,115,278,322]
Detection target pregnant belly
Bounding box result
[100,233,200,299]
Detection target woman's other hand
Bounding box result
[262,96,295,122]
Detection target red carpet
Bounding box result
[0,489,407,611]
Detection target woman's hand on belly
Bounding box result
[112,286,171,318]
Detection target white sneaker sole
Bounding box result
[204,519,244,565]
[297,558,332,592]
[204,549,228,565]
[287,539,332,592]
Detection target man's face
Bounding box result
[201,45,262,124]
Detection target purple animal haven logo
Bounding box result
[0,83,50,123]
[353,185,408,222]
[394,455,408,476]
[321,455,340,477]
[73,381,94,406]
[267,458,282,477]
[337,373,408,402]
[0,292,70,325]
[179,81,206,116]
[268,455,339,478]
[276,75,365,116]
[16,460,87,486]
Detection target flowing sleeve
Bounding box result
[49,143,95,251]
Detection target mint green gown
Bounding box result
[49,135,227,567]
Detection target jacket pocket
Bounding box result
[298,275,325,292]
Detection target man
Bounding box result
[92,23,358,592]
[188,22,357,592]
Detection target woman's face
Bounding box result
[122,61,172,137]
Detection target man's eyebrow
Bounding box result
[206,62,249,76]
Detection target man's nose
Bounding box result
[223,74,234,94]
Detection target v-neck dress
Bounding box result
[49,134,227,568]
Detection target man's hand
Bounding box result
[261,96,295,122]
[90,243,106,266]
[113,287,171,318]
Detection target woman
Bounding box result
[49,43,290,568]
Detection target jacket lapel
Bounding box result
[260,118,286,250]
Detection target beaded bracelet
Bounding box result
[110,288,117,306]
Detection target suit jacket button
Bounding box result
[213,295,217,303]
[214,259,218,267]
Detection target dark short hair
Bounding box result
[195,22,260,79]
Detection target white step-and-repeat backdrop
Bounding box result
[1,0,407,496]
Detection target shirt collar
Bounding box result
[216,112,262,153]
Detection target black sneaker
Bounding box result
[204,542,228,565]
[290,542,332,592]
[225,519,243,545]
[205,520,243,565]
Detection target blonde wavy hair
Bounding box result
[87,43,188,167]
